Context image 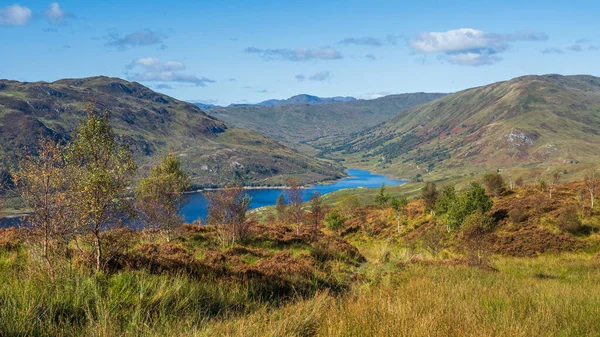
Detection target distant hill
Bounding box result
[253,94,356,107]
[331,74,600,180]
[0,76,344,187]
[204,93,446,146]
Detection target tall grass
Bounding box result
[2,246,600,336]
[199,255,600,337]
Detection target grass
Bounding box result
[194,253,600,337]
[2,234,600,336]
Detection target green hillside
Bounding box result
[0,76,343,187]
[204,93,446,147]
[329,74,600,181]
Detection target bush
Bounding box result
[482,173,505,196]
[508,206,527,224]
[557,206,583,233]
[460,210,495,239]
[324,210,346,234]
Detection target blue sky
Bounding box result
[1,0,600,105]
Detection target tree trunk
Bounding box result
[591,191,595,211]
[94,231,102,272]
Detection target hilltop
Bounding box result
[330,74,600,180]
[0,76,343,187]
[205,92,446,146]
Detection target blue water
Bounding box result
[181,168,406,223]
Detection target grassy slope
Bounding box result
[205,93,446,147]
[0,76,343,187]
[330,74,600,183]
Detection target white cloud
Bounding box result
[408,28,548,66]
[0,4,32,26]
[44,2,66,24]
[126,58,215,87]
[245,46,342,61]
[295,74,305,82]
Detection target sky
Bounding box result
[1,0,600,105]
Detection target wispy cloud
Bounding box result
[365,54,376,61]
[541,39,600,55]
[44,2,66,24]
[105,30,167,49]
[408,28,548,66]
[154,84,173,90]
[0,4,32,26]
[295,71,332,82]
[541,47,564,54]
[308,71,331,82]
[339,34,403,47]
[339,37,383,46]
[125,57,215,87]
[245,46,342,61]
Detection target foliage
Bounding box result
[390,196,408,233]
[67,108,136,271]
[482,172,505,197]
[136,153,190,241]
[436,183,493,231]
[308,191,325,231]
[421,182,438,213]
[276,194,287,221]
[374,183,391,208]
[324,210,346,234]
[557,206,583,233]
[284,177,305,234]
[206,184,251,246]
[12,137,75,274]
[339,195,361,218]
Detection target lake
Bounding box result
[181,168,406,223]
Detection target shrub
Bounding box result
[508,206,527,224]
[324,210,346,234]
[482,173,505,196]
[557,206,583,233]
[460,210,495,239]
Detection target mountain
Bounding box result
[0,76,344,187]
[189,102,219,110]
[332,74,600,180]
[254,94,356,107]
[204,93,446,146]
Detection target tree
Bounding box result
[421,182,438,214]
[206,184,251,246]
[284,177,304,235]
[275,194,287,221]
[482,172,505,197]
[375,183,391,208]
[136,153,190,242]
[324,209,345,234]
[584,167,598,211]
[308,190,324,232]
[339,195,361,218]
[436,183,493,232]
[537,178,547,193]
[390,196,408,234]
[12,137,74,274]
[547,170,561,200]
[67,108,136,271]
[459,210,495,266]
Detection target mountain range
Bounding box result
[203,93,446,146]
[0,76,343,187]
[193,94,357,110]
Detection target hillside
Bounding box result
[0,76,343,187]
[331,74,600,180]
[204,93,446,146]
